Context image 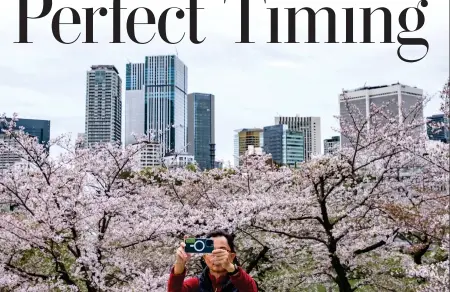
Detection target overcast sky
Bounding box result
[0,0,448,165]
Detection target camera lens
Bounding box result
[194,240,205,252]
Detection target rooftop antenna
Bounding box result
[175,46,179,57]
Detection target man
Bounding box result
[167,230,258,292]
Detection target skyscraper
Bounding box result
[324,136,340,155]
[426,114,449,143]
[233,128,264,166]
[187,93,215,170]
[85,65,122,146]
[274,116,321,161]
[124,63,145,146]
[0,118,50,170]
[339,83,423,145]
[263,124,304,167]
[144,55,188,156]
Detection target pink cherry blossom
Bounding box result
[0,78,448,291]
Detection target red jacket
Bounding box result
[167,266,258,292]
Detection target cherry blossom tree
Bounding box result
[388,78,450,292]
[0,115,277,291]
[0,78,448,292]
[0,121,163,290]
[209,88,448,291]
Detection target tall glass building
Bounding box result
[263,124,304,167]
[145,55,187,155]
[187,93,215,170]
[125,56,188,156]
[426,114,449,143]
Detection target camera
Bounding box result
[184,238,214,253]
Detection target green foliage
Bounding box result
[138,167,167,185]
[185,164,197,172]
[431,247,449,262]
[118,170,133,179]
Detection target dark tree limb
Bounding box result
[246,246,269,273]
[354,240,386,255]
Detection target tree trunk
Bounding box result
[413,243,430,265]
[330,254,353,292]
[318,178,353,292]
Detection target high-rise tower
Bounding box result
[85,65,122,146]
[144,55,188,155]
[124,62,145,146]
[187,93,215,170]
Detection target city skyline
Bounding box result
[3,63,446,166]
[1,0,447,165]
[0,1,448,290]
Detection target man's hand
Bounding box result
[211,249,236,273]
[174,240,192,275]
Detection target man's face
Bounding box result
[204,236,235,273]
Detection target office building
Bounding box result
[126,62,145,91]
[233,128,264,166]
[324,136,341,155]
[163,153,195,169]
[263,124,304,167]
[187,93,215,170]
[139,142,162,168]
[124,56,188,163]
[125,62,159,168]
[339,83,424,145]
[85,65,122,146]
[426,114,449,143]
[1,118,51,145]
[274,116,320,161]
[0,118,50,170]
[124,63,146,146]
[0,134,24,170]
[144,55,188,156]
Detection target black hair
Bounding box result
[205,230,236,253]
